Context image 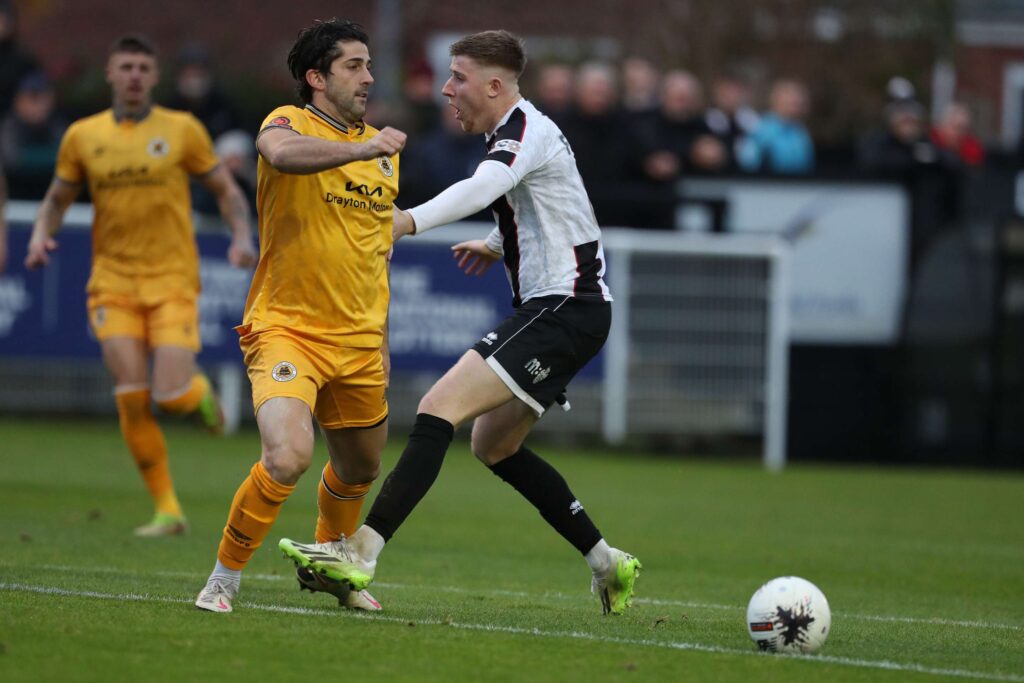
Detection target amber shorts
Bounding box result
[239,327,387,430]
[87,293,200,351]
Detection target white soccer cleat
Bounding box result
[343,588,383,611]
[195,575,238,613]
[295,565,382,610]
[591,548,642,615]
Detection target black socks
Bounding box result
[489,446,603,555]
[364,413,454,542]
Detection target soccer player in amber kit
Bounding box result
[280,30,641,615]
[25,34,256,537]
[195,19,405,613]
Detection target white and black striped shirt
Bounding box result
[479,99,612,307]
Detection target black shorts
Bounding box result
[471,295,611,416]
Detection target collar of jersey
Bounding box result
[485,97,525,145]
[305,103,365,136]
[112,103,153,124]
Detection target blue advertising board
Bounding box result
[0,220,601,376]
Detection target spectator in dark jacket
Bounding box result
[0,2,39,116]
[0,72,66,199]
[559,62,631,225]
[705,73,759,171]
[165,44,243,140]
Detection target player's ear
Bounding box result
[306,68,325,94]
[487,75,503,98]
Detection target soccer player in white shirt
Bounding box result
[280,30,640,615]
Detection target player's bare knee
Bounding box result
[416,391,442,417]
[470,434,516,466]
[335,459,380,484]
[417,392,465,429]
[261,440,312,485]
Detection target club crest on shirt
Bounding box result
[492,139,521,154]
[377,155,394,177]
[272,361,297,382]
[147,137,169,158]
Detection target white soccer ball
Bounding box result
[746,576,831,654]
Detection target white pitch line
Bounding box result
[2,581,1022,683]
[22,563,1023,633]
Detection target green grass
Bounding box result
[1,416,1022,682]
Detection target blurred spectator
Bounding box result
[165,43,243,140]
[858,99,943,174]
[0,72,66,199]
[194,130,257,216]
[930,102,984,168]
[620,57,659,115]
[860,98,958,265]
[738,79,814,174]
[887,76,917,103]
[636,70,727,182]
[559,62,631,225]
[533,62,574,127]
[400,59,441,137]
[705,73,759,170]
[629,70,727,228]
[0,2,38,116]
[400,106,486,220]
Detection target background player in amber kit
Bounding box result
[194,18,405,613]
[25,34,257,537]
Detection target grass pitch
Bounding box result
[1,416,1022,682]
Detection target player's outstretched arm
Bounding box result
[199,165,258,268]
[25,177,80,270]
[257,126,406,175]
[398,162,515,241]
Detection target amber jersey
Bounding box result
[243,104,398,348]
[55,106,219,299]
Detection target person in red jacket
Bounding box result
[930,101,985,167]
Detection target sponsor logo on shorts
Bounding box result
[147,137,169,158]
[481,332,498,346]
[377,155,394,177]
[524,357,550,384]
[93,306,106,326]
[569,499,584,516]
[272,361,297,382]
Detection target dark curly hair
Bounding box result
[287,18,369,103]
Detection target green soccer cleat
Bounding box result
[279,536,374,592]
[196,384,225,436]
[592,549,642,615]
[133,512,188,538]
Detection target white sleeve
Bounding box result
[407,160,516,235]
[484,226,503,255]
